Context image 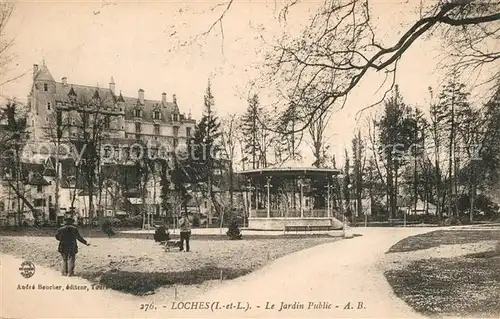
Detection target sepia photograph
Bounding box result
[1,0,500,318]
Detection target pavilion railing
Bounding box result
[250,209,330,218]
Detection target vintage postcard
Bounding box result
[1,0,500,318]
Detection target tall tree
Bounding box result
[0,101,28,226]
[351,130,365,221]
[437,77,471,217]
[378,86,415,219]
[188,80,222,225]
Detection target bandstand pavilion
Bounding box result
[238,166,344,230]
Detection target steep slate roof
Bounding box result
[121,95,180,124]
[33,61,195,125]
[20,163,50,186]
[54,83,116,106]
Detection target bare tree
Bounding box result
[70,89,118,223]
[220,113,237,209]
[44,108,74,222]
[307,108,332,168]
[199,0,500,134]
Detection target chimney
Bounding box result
[172,94,177,104]
[138,89,144,104]
[161,92,166,104]
[109,77,115,93]
[33,64,39,78]
[62,77,68,86]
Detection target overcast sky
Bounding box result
[0,0,492,166]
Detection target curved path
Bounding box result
[1,227,437,318]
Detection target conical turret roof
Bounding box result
[34,60,55,82]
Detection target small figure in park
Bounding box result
[55,215,90,276]
[178,212,191,252]
[154,224,170,242]
[101,219,115,238]
[227,217,242,240]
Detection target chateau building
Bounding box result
[25,60,196,159]
[0,61,199,225]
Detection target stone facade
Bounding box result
[25,60,196,154]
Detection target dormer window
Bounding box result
[44,83,48,91]
[134,109,141,118]
[153,111,161,120]
[172,113,179,122]
[47,102,51,110]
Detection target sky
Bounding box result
[0,0,493,167]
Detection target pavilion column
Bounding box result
[248,182,252,218]
[327,179,331,218]
[299,179,304,218]
[255,182,258,212]
[265,177,271,218]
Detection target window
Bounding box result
[104,116,111,129]
[47,102,51,110]
[173,138,178,148]
[135,134,141,140]
[153,111,161,120]
[186,127,191,137]
[134,109,141,118]
[154,124,160,135]
[173,113,179,122]
[173,127,179,136]
[135,122,141,133]
[0,202,4,212]
[43,83,48,91]
[37,185,43,193]
[34,199,43,207]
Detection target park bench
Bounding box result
[284,225,309,233]
[284,225,333,234]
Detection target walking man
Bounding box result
[179,212,191,252]
[55,215,90,276]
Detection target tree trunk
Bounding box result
[54,140,61,223]
[229,161,234,209]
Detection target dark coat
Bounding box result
[55,225,88,254]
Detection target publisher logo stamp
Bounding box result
[19,261,35,279]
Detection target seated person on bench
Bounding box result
[154,224,170,243]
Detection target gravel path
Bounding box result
[1,227,437,318]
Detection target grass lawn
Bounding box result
[384,229,500,317]
[387,229,500,253]
[0,233,338,297]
